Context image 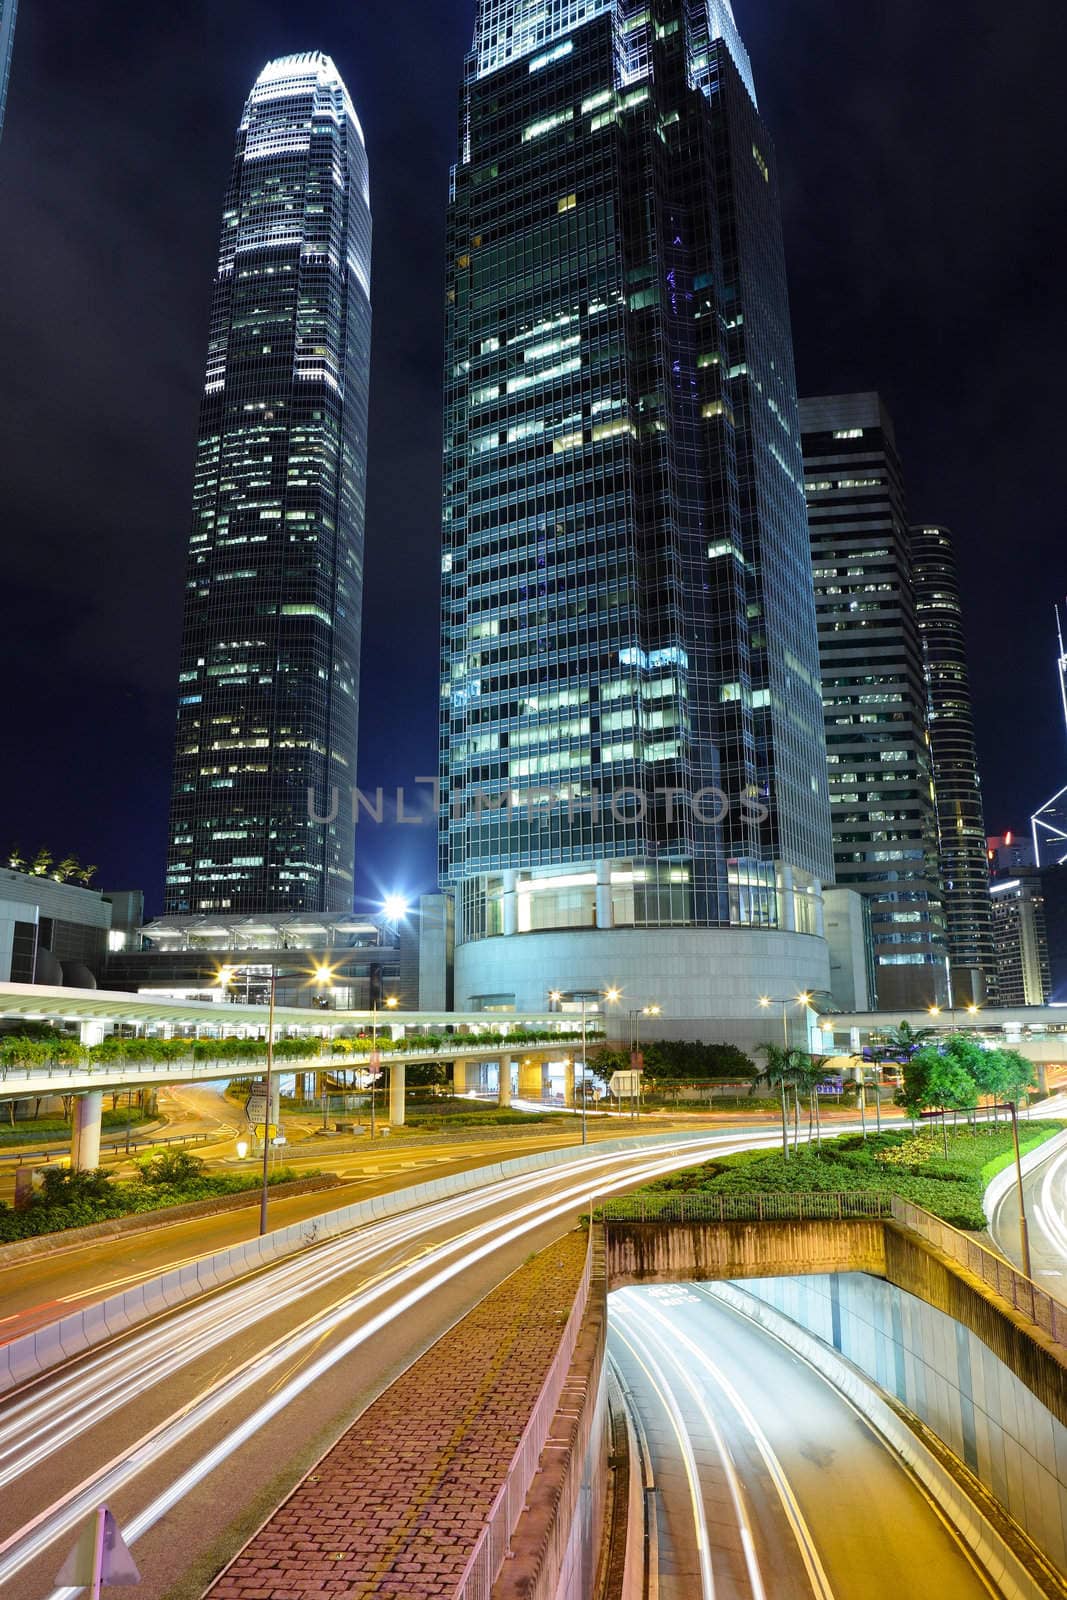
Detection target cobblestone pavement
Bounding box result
[206,1230,589,1599]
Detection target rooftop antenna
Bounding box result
[1031,600,1067,866]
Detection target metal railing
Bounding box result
[452,1230,595,1600]
[0,1129,216,1167]
[890,1197,1067,1348]
[600,1190,894,1223]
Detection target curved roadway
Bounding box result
[990,1095,1067,1293]
[0,1125,798,1600]
[611,1285,997,1600]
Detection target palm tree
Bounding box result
[757,1044,805,1158]
[793,1054,834,1150]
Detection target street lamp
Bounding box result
[549,987,622,1143]
[627,1004,662,1121]
[218,961,334,1235]
[758,993,814,1155]
[368,994,399,1138]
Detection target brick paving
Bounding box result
[206,1231,589,1600]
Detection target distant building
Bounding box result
[801,393,948,1011]
[989,876,1049,1006]
[1042,863,1067,1005]
[0,0,17,141]
[0,868,111,987]
[987,830,1037,878]
[101,890,145,954]
[105,911,410,1010]
[911,524,995,1004]
[165,54,372,919]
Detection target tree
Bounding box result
[793,1054,834,1149]
[756,1044,805,1157]
[136,1148,205,1187]
[880,1020,937,1062]
[897,1042,979,1155]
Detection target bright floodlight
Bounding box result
[604,987,622,1003]
[382,894,409,920]
[384,995,399,1009]
[758,995,771,1008]
[312,964,334,986]
[928,1005,942,1016]
[217,965,235,987]
[797,991,812,1006]
[549,989,563,1002]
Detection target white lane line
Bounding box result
[619,1294,835,1600]
[611,1318,717,1599]
[615,1296,771,1600]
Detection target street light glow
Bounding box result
[382,895,409,921]
[312,964,334,986]
[604,987,622,1004]
[384,995,399,1010]
[758,995,771,1008]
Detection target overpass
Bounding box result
[818,1003,1067,1086]
[0,980,600,1165]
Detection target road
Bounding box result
[610,1285,997,1600]
[990,1094,1067,1294]
[0,1123,808,1600]
[0,1117,703,1337]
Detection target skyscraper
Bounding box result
[439,0,835,1023]
[1031,602,1067,868]
[165,54,371,918]
[0,0,17,140]
[800,393,949,1011]
[911,524,995,1003]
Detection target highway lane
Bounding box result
[990,1097,1067,1295]
[610,1285,997,1600]
[0,1120,707,1336]
[0,1124,798,1600]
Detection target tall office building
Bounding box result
[439,0,835,1023]
[0,0,17,140]
[801,394,948,1011]
[911,524,995,1003]
[165,54,371,918]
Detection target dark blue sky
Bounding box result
[0,0,1063,915]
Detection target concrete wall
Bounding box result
[734,1269,1067,1576]
[607,1219,887,1286]
[456,926,832,1041]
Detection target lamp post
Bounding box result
[549,986,621,1143]
[758,992,813,1156]
[628,1004,661,1121]
[369,994,398,1138]
[219,961,334,1236]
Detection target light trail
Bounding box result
[2,1132,784,1592]
[610,1321,717,1599]
[613,1291,768,1600]
[617,1291,836,1600]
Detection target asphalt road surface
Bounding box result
[0,1123,806,1600]
[610,1285,998,1600]
[989,1094,1067,1295]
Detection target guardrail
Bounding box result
[600,1190,894,1223]
[890,1197,1067,1347]
[0,1129,215,1167]
[452,1230,595,1600]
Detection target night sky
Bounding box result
[0,0,1063,918]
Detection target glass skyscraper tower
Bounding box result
[440,0,834,1016]
[166,54,371,917]
[0,0,18,140]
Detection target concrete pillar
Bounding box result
[79,1021,106,1047]
[519,1060,542,1101]
[779,864,797,932]
[389,1061,406,1127]
[498,1058,513,1108]
[502,869,519,936]
[269,1079,281,1129]
[563,1058,576,1109]
[71,1091,103,1171]
[595,860,613,930]
[453,1059,469,1095]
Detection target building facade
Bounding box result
[165,54,371,919]
[0,0,16,141]
[0,869,111,987]
[911,523,995,1003]
[989,876,1049,1007]
[438,0,834,1020]
[801,393,948,1011]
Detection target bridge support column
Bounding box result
[79,1021,105,1048]
[389,1061,406,1127]
[563,1058,575,1109]
[453,1059,470,1095]
[518,1060,542,1101]
[497,1058,513,1108]
[71,1091,103,1171]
